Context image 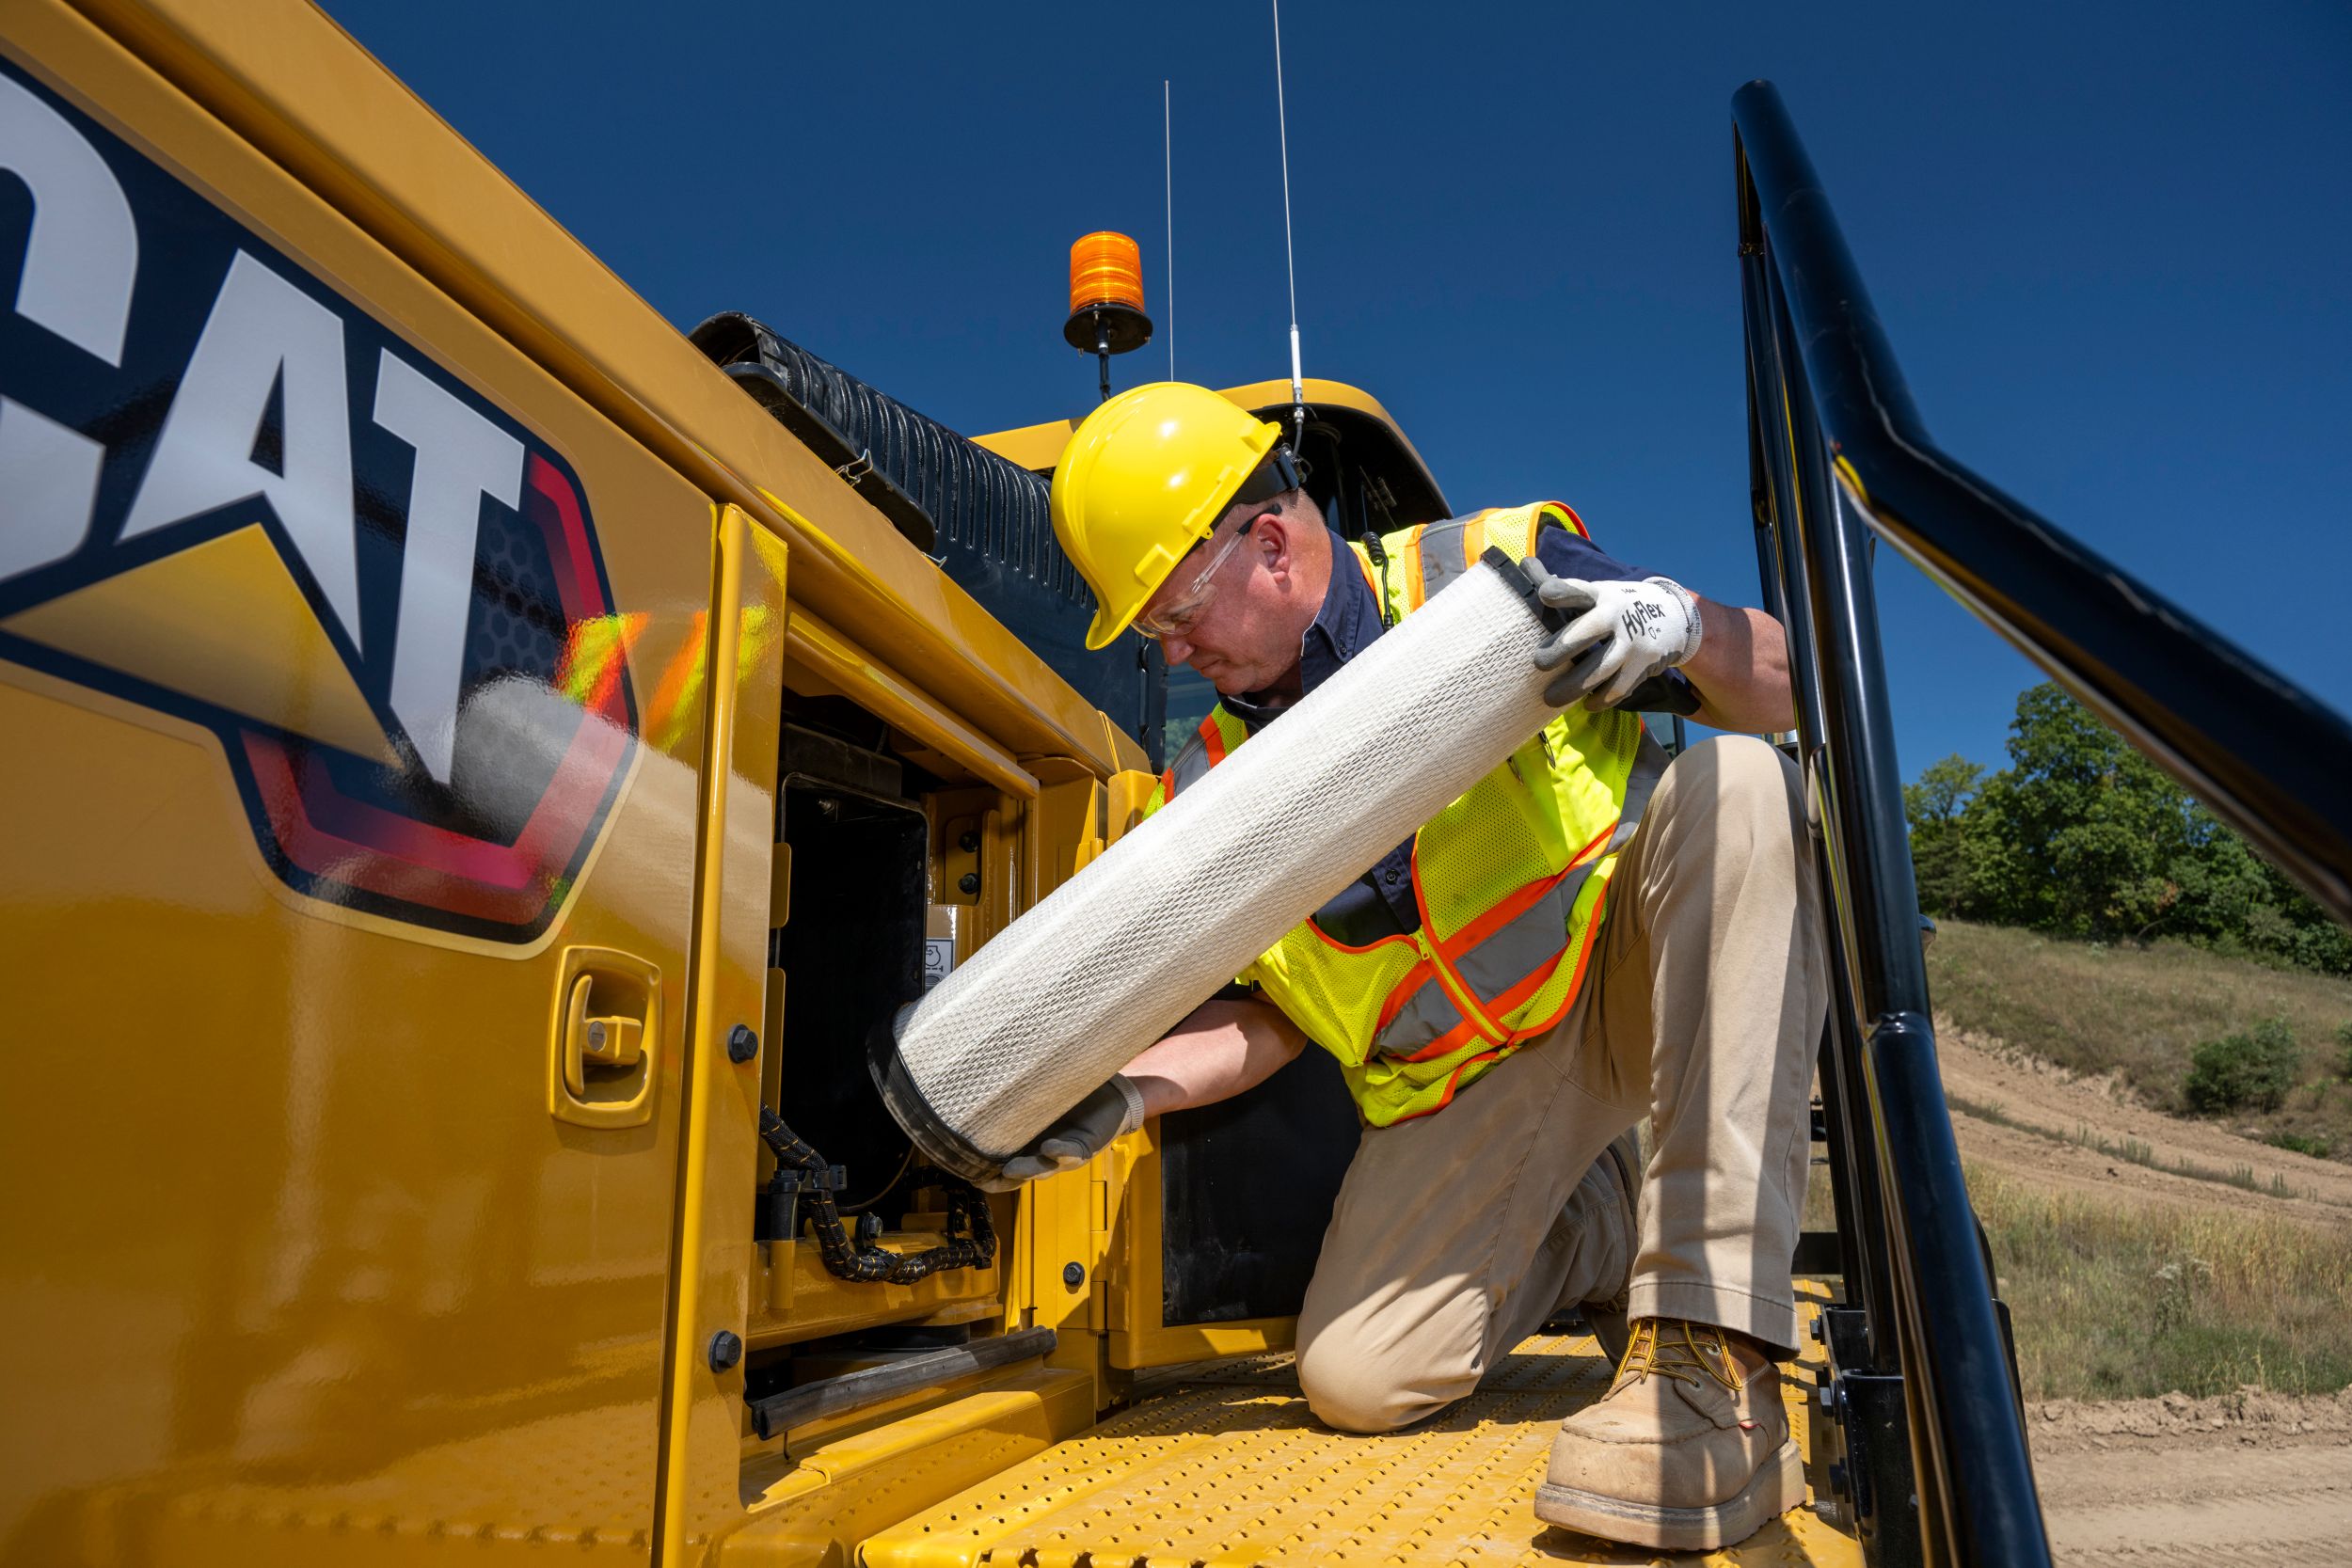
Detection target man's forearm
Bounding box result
[1679,596,1794,735]
[1121,997,1308,1117]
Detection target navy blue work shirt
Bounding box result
[1219,521,1667,944]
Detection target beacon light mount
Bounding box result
[1063,231,1154,403]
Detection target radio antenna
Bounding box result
[1164,78,1176,381]
[1271,0,1305,447]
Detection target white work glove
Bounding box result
[979,1075,1147,1192]
[1525,562,1704,710]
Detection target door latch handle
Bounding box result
[563,974,646,1094]
[550,947,662,1128]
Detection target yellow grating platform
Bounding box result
[861,1330,1860,1568]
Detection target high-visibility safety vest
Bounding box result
[1147,502,1660,1126]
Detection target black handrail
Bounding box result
[1732,83,2352,926]
[1736,82,2065,1567]
[1740,72,2352,1564]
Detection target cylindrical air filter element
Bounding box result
[875,550,1565,1181]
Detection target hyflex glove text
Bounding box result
[1523,558,1705,709]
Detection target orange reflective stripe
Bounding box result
[1432,820,1613,1003]
[1435,1047,1508,1112]
[1416,817,1617,1034]
[1199,713,1229,765]
[1407,847,1509,1045]
[1394,881,1614,1103]
[1503,879,1614,1042]
[1446,820,1613,951]
[1485,932,1575,1019]
[1167,709,1248,802]
[1375,958,1438,1033]
[1438,863,1573,959]
[1198,513,1640,1126]
[1401,1008,1484,1064]
[1389,1045,1509,1123]
[1567,819,1617,866]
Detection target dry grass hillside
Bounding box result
[1912,926,2352,1560]
[1967,1160,2351,1400]
[1926,919,2352,1157]
[1899,922,2352,1402]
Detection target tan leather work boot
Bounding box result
[1535,1318,1803,1551]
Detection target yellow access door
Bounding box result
[0,8,723,1560]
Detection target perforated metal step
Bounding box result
[861,1328,1859,1567]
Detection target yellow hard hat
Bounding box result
[1051,382,1285,650]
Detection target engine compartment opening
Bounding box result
[742,707,1008,1386]
[771,738,928,1207]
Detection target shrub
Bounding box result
[2267,1131,2333,1159]
[2183,1017,2302,1114]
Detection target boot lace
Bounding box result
[1614,1319,1743,1393]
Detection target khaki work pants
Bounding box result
[1294,736,1827,1433]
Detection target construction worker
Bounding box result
[1021,382,1827,1554]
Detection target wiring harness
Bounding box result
[757,1106,994,1284]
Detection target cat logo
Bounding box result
[0,59,635,942]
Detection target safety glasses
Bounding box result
[1132,515,1254,642]
[1130,446,1302,643]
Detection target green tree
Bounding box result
[1907,683,2352,974]
[1902,753,1984,916]
[1962,684,2197,938]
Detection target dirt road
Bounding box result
[2030,1388,2352,1565]
[1935,1018,2352,1224]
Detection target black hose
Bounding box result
[758,1106,994,1284]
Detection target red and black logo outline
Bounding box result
[0,55,638,944]
[230,453,637,941]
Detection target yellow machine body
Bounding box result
[0,6,1858,1565]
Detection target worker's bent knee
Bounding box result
[1297,1359,1428,1434]
[1702,733,1801,799]
[1295,1332,1462,1434]
[1670,735,1802,829]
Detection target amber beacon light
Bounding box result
[1063,230,1154,402]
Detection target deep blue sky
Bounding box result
[326,1,2351,783]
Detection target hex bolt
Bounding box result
[958,830,980,852]
[726,1023,758,1064]
[958,872,981,895]
[707,1330,743,1373]
[1063,1262,1086,1289]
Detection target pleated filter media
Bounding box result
[875,551,1566,1180]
